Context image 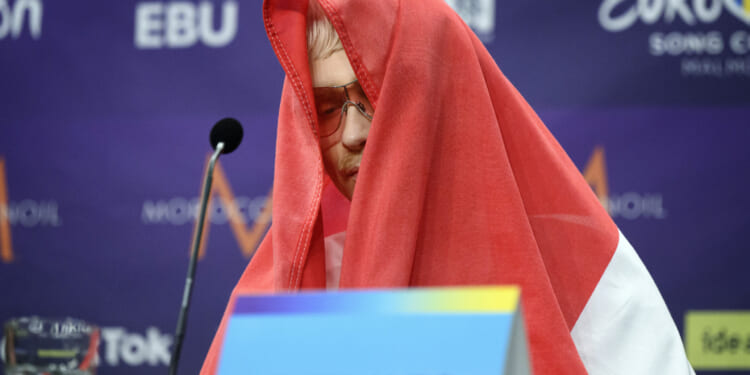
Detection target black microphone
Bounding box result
[169,118,244,375]
[210,117,244,154]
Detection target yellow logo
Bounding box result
[685,310,750,370]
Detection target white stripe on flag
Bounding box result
[571,230,695,375]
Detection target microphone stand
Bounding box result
[169,142,225,375]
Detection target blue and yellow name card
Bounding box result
[218,286,531,375]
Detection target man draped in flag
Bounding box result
[202,0,695,373]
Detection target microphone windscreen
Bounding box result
[210,118,244,154]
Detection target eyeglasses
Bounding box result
[313,79,374,138]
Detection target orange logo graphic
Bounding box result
[0,157,14,263]
[581,146,667,220]
[582,145,609,209]
[193,157,272,259]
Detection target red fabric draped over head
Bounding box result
[201,0,619,373]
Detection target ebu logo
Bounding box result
[135,1,238,49]
[0,0,42,40]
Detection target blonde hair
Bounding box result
[307,0,343,60]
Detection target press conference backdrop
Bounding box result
[0,0,748,374]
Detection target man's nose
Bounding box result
[340,104,370,151]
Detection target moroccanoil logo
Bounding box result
[582,146,667,220]
[140,157,272,259]
[684,311,750,370]
[0,157,63,264]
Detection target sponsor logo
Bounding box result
[135,1,238,49]
[100,326,172,367]
[598,0,750,78]
[141,158,271,259]
[0,157,62,263]
[583,147,668,220]
[0,0,42,40]
[599,0,750,32]
[684,310,750,370]
[445,0,496,42]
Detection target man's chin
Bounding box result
[342,184,354,201]
[333,178,355,201]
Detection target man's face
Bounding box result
[310,50,372,200]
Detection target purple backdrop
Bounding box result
[1,0,748,374]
